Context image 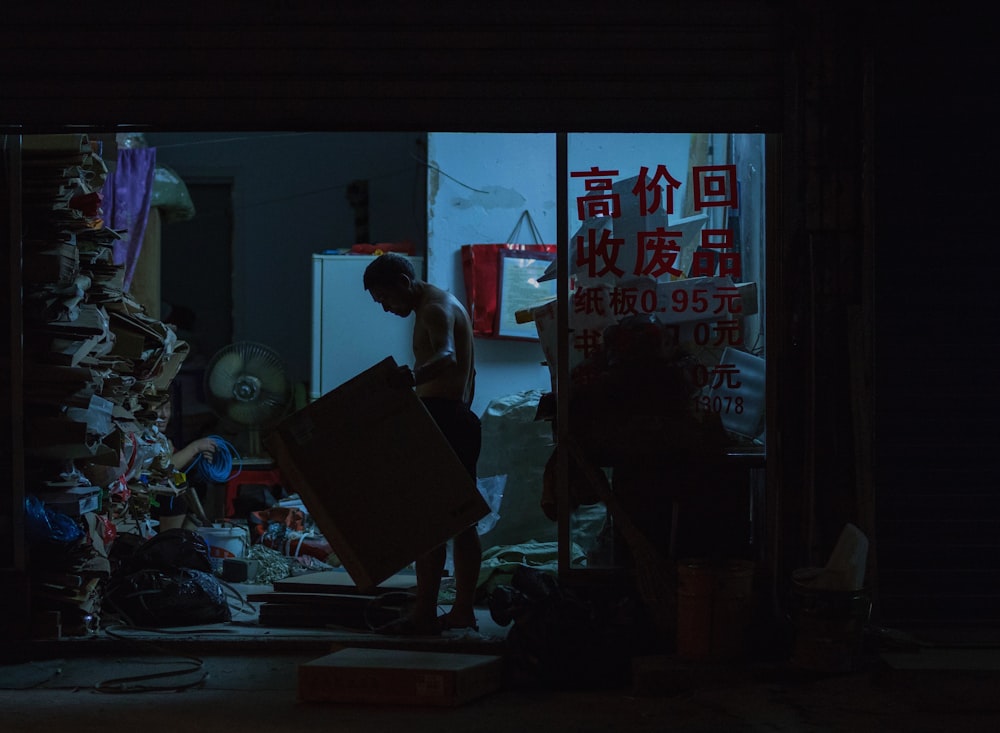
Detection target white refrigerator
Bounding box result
[310,254,423,400]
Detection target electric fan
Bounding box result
[203,341,293,457]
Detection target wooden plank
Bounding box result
[246,592,378,604]
[258,603,368,629]
[258,598,401,630]
[272,569,417,595]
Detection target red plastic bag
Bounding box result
[461,211,555,337]
[462,243,556,337]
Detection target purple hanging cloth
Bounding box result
[101,146,157,292]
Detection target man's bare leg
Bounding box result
[439,524,481,629]
[408,543,446,632]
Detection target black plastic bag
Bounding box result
[104,566,232,627]
[489,565,629,689]
[117,528,213,575]
[103,528,228,627]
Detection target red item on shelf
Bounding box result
[349,242,415,255]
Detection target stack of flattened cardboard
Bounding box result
[251,569,418,629]
[19,134,193,636]
[22,135,120,472]
[20,134,120,635]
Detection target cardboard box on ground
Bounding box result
[299,647,504,706]
[265,357,489,593]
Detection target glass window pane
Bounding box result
[552,133,767,570]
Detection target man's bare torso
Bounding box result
[412,284,475,405]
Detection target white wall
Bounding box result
[426,133,558,417]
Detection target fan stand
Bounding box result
[246,428,265,460]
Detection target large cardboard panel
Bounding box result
[298,648,504,706]
[265,357,488,593]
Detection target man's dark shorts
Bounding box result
[421,397,481,479]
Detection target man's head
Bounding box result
[364,253,417,317]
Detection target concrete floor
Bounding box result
[3,584,1000,732]
[3,645,1000,733]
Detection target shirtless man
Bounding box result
[363,253,481,634]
